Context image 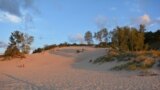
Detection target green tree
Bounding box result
[4,31,34,58]
[111,25,146,51]
[94,28,108,43]
[21,34,34,54]
[84,31,93,45]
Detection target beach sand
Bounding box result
[0,46,159,90]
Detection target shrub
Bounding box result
[151,50,160,57]
[108,48,119,57]
[4,45,25,59]
[3,31,33,59]
[93,56,115,64]
[76,50,81,53]
[112,56,155,71]
[111,62,133,71]
[32,48,43,54]
[95,42,108,48]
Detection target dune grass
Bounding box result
[93,48,159,70]
[111,57,155,71]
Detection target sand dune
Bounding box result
[0,46,160,90]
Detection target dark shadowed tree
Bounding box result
[145,30,160,49]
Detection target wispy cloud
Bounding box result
[95,15,107,29]
[0,41,7,48]
[68,33,84,44]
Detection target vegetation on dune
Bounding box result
[84,31,93,45]
[4,31,34,59]
[111,54,156,71]
[94,28,108,43]
[32,43,89,54]
[93,24,160,70]
[94,49,159,70]
[145,30,160,50]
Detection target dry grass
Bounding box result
[95,48,159,70]
[112,55,155,71]
[107,48,119,57]
[151,50,160,57]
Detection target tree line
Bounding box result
[84,24,160,51]
[3,24,160,58]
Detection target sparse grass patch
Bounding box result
[93,48,158,70]
[111,56,155,71]
[111,62,133,70]
[93,55,115,64]
[151,50,160,57]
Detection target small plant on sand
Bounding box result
[33,48,43,54]
[93,56,115,64]
[76,50,81,53]
[151,50,160,57]
[4,45,25,60]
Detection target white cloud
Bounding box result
[0,11,22,23]
[131,14,151,25]
[130,14,160,28]
[140,14,151,25]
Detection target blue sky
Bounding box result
[0,0,160,53]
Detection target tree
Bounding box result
[84,31,93,45]
[94,28,108,43]
[21,34,34,54]
[4,31,34,58]
[137,24,146,50]
[4,44,22,58]
[145,30,160,49]
[111,25,146,51]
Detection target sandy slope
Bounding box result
[0,46,160,90]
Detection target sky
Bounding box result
[0,0,160,53]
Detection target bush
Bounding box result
[93,56,115,64]
[3,30,33,59]
[108,48,119,57]
[44,44,57,50]
[76,50,81,53]
[111,56,155,71]
[95,42,108,48]
[4,45,25,59]
[33,48,43,54]
[151,50,160,57]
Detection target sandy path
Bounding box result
[0,46,160,90]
